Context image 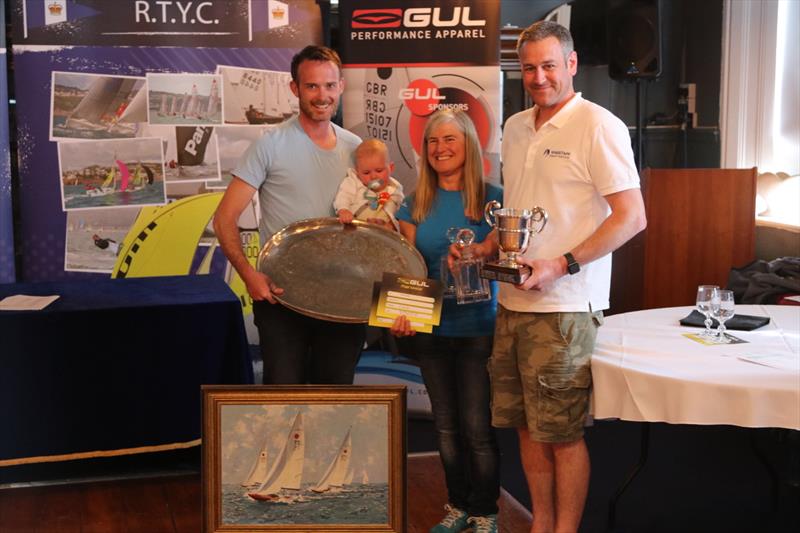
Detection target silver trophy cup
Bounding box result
[481,200,548,284]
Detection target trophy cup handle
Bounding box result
[484,200,501,228]
[529,206,549,235]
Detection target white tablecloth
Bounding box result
[591,305,800,430]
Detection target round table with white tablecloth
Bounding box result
[591,305,800,430]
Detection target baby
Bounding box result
[334,139,404,229]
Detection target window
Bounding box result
[721,0,799,228]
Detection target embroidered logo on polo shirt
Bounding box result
[543,148,570,159]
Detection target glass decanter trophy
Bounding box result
[449,228,491,305]
[440,227,461,299]
[481,200,548,284]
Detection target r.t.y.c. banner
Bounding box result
[339,0,502,193]
[10,0,320,291]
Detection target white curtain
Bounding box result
[720,0,799,175]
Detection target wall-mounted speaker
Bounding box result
[607,0,662,80]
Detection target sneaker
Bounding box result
[430,503,469,533]
[467,514,498,533]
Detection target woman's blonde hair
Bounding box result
[412,109,486,223]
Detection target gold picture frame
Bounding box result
[202,385,407,532]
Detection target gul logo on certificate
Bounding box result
[371,272,443,332]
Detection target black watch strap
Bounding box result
[564,252,580,275]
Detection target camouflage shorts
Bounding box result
[489,305,603,443]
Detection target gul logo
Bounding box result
[352,7,485,29]
[543,148,571,159]
[399,277,430,288]
[400,79,445,115]
[352,9,403,28]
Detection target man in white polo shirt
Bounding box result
[456,20,647,532]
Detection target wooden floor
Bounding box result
[0,475,200,533]
[0,453,531,532]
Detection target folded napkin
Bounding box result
[680,309,770,331]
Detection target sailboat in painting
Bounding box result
[169,125,217,180]
[222,68,294,125]
[310,427,353,494]
[247,412,305,502]
[85,164,117,197]
[241,438,269,488]
[65,77,139,135]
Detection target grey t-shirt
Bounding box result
[234,115,362,242]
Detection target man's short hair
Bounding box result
[290,45,343,82]
[516,20,574,59]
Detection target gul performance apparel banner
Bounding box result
[11,0,320,289]
[340,0,502,192]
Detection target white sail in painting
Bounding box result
[310,427,352,493]
[65,77,138,131]
[118,87,148,124]
[276,75,293,118]
[361,469,369,484]
[248,412,305,501]
[241,437,269,487]
[206,78,220,118]
[186,85,199,117]
[67,78,127,125]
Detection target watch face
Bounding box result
[565,253,579,274]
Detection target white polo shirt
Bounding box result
[499,93,639,313]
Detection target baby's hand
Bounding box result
[338,209,354,224]
[365,217,395,231]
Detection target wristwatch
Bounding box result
[564,252,580,275]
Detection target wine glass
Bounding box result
[695,285,719,338]
[710,289,736,343]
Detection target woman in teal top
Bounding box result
[393,109,501,533]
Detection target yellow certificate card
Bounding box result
[376,272,443,326]
[368,282,433,333]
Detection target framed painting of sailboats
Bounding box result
[202,385,407,533]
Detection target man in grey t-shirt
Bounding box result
[213,45,364,385]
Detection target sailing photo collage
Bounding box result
[52,66,297,273]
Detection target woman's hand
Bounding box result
[389,315,416,337]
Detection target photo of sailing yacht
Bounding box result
[58,137,166,210]
[218,65,297,126]
[146,73,223,126]
[50,71,146,140]
[207,389,406,530]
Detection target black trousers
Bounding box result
[253,301,365,384]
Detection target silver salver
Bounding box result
[257,218,427,323]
